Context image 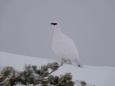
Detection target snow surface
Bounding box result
[0,51,115,86]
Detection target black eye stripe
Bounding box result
[51,23,57,25]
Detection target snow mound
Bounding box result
[0,51,115,86]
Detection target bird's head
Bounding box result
[51,21,58,26]
[50,21,61,31]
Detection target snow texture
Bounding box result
[0,51,115,86]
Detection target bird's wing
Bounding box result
[62,35,79,59]
[52,33,79,59]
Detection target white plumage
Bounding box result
[51,21,83,67]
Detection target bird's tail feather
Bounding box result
[74,59,84,68]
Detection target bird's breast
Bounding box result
[52,39,66,57]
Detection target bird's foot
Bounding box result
[61,58,67,65]
[67,59,72,64]
[61,58,72,64]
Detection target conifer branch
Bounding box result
[0,62,90,86]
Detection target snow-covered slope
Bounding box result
[0,51,115,86]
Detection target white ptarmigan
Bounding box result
[51,21,83,67]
